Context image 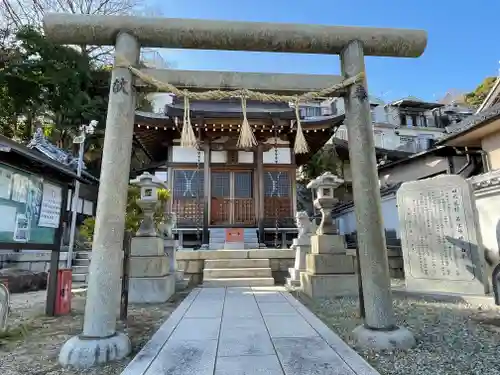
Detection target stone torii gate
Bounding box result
[43,14,427,368]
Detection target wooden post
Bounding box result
[120,231,131,321]
[46,185,68,316]
[290,147,297,219]
[202,141,210,246]
[256,143,265,245]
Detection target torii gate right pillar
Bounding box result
[341,40,415,350]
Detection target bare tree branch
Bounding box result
[0,0,147,32]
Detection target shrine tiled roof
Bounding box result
[331,182,403,215]
[0,135,98,185]
[164,99,296,119]
[437,102,500,144]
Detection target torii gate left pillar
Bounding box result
[43,13,427,368]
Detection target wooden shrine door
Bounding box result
[210,171,254,225]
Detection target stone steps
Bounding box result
[204,267,272,278]
[203,277,275,287]
[72,273,87,283]
[205,258,270,269]
[202,256,275,287]
[74,258,90,266]
[72,250,92,284]
[208,228,259,250]
[73,265,89,275]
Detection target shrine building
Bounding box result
[132,97,345,249]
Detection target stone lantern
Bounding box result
[130,172,167,237]
[306,172,344,235]
[300,172,358,300]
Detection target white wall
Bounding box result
[238,151,254,163]
[337,194,400,236]
[474,186,500,262]
[371,105,388,123]
[172,146,205,163]
[263,147,291,164]
[211,151,227,163]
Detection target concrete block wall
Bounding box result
[0,250,71,272]
[346,247,404,279]
[176,249,295,285]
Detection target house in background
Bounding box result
[435,86,500,267]
[308,95,474,154]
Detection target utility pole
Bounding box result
[66,120,97,269]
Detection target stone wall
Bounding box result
[0,250,70,272]
[346,247,404,279]
[176,249,295,285]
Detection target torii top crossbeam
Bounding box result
[43,14,427,58]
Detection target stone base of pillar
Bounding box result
[300,273,358,298]
[59,332,130,369]
[128,275,175,303]
[352,325,415,351]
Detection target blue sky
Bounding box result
[151,0,499,102]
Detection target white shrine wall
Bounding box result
[211,151,227,163]
[171,146,205,163]
[171,145,288,164]
[238,151,254,163]
[263,147,291,164]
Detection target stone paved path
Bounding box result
[121,287,380,375]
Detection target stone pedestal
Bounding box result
[301,234,358,298]
[164,239,188,291]
[128,236,175,303]
[286,238,311,287]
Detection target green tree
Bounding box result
[0,26,155,177]
[298,144,343,183]
[465,77,497,107]
[79,186,170,241]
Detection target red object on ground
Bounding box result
[51,269,72,315]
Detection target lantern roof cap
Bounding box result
[307,172,344,189]
[130,172,167,188]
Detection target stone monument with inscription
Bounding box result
[286,211,315,287]
[128,173,176,303]
[397,175,488,295]
[300,173,358,297]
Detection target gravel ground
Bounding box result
[299,291,500,375]
[0,288,191,375]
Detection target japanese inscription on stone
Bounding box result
[112,77,129,95]
[396,175,487,295]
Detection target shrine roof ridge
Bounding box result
[43,14,427,58]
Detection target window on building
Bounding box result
[211,172,230,198]
[399,114,407,126]
[330,102,338,115]
[172,170,204,199]
[301,106,322,118]
[264,171,291,197]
